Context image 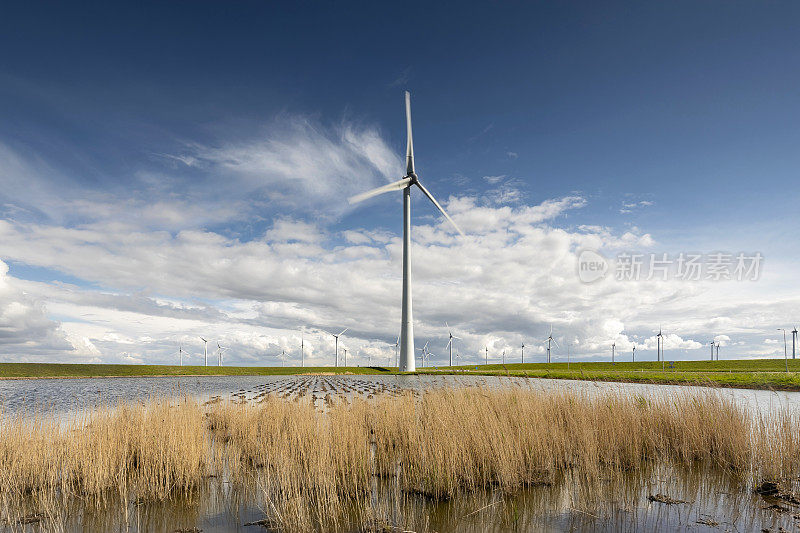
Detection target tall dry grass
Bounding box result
[0,387,797,532]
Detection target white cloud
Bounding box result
[1,128,799,366]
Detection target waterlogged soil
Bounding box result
[2,376,800,532]
[7,463,799,532]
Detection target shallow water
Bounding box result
[0,373,798,417]
[1,375,799,531]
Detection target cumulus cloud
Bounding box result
[0,259,74,359]
[1,125,798,366]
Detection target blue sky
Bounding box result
[1,2,799,365]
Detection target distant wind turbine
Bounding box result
[216,342,228,366]
[709,340,715,361]
[544,326,558,364]
[349,91,464,373]
[632,344,636,362]
[521,342,525,364]
[418,341,431,367]
[715,341,720,360]
[394,334,400,368]
[444,323,460,367]
[173,344,190,367]
[611,342,616,363]
[300,331,305,367]
[656,327,663,363]
[332,328,348,367]
[793,326,797,360]
[200,337,208,366]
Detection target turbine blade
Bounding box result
[349,177,412,204]
[414,181,464,236]
[444,339,452,350]
[405,91,414,174]
[338,328,348,336]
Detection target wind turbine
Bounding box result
[715,341,720,360]
[394,334,400,368]
[792,326,797,359]
[300,331,305,367]
[521,342,525,364]
[174,344,190,367]
[709,340,715,360]
[349,91,464,373]
[200,337,208,366]
[332,328,348,367]
[485,346,488,365]
[444,323,460,367]
[611,342,616,363]
[778,328,789,372]
[343,348,348,367]
[544,326,558,364]
[216,342,228,366]
[418,341,431,367]
[501,349,506,365]
[632,344,636,362]
[656,327,663,362]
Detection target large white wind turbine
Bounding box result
[349,91,463,372]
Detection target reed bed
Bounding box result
[0,387,798,532]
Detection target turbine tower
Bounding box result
[521,342,525,364]
[715,341,720,360]
[793,326,797,359]
[632,344,636,362]
[709,340,715,360]
[200,337,208,366]
[349,92,463,372]
[611,342,615,363]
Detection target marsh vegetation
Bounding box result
[1,379,799,531]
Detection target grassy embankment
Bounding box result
[0,363,392,379]
[418,359,800,390]
[0,387,798,531]
[2,359,800,390]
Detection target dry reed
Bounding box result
[0,387,797,532]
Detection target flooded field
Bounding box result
[0,376,799,532]
[1,373,799,417]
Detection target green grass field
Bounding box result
[1,359,799,390]
[0,363,393,379]
[416,359,800,390]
